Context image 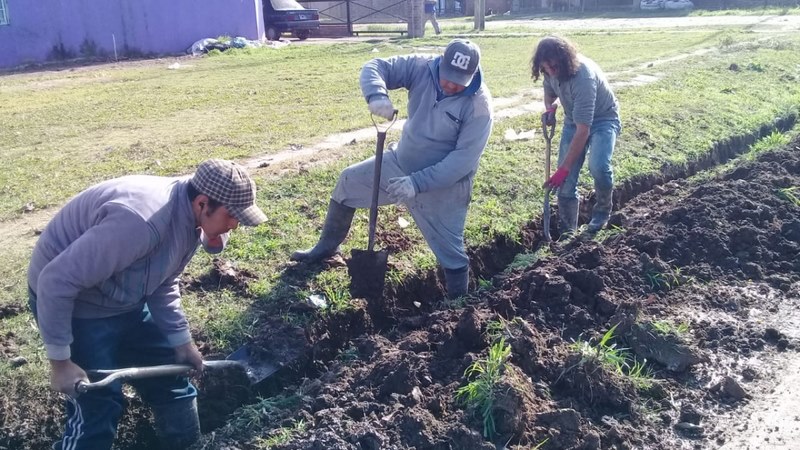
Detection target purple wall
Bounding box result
[0,0,264,69]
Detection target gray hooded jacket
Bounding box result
[360,54,493,194]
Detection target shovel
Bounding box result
[348,110,399,300]
[75,345,277,394]
[541,118,556,242]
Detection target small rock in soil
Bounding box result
[711,376,749,401]
[9,356,27,367]
[410,386,423,404]
[741,366,759,381]
[675,421,705,436]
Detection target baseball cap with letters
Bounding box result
[440,39,481,87]
[190,159,267,227]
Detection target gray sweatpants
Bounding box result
[332,150,472,270]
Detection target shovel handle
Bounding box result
[367,110,398,252]
[370,110,399,134]
[368,131,386,251]
[541,120,556,181]
[75,360,242,394]
[541,118,556,242]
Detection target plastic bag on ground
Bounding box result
[188,38,219,55]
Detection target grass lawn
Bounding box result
[1,30,732,220]
[0,20,799,448]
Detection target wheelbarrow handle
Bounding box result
[75,360,242,394]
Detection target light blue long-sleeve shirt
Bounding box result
[360,54,493,194]
[28,175,204,360]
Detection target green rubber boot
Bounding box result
[291,199,355,262]
[444,265,469,299]
[557,196,579,238]
[588,189,613,233]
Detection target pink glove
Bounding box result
[547,167,569,188]
[542,105,557,126]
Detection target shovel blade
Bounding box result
[348,249,389,299]
[226,345,280,384]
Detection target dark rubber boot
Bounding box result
[152,398,200,449]
[557,196,579,237]
[291,199,355,262]
[444,265,469,299]
[587,189,613,233]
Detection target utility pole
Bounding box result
[473,0,485,30]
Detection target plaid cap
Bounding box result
[190,159,266,227]
[440,39,481,87]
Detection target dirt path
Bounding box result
[722,356,800,449]
[720,306,800,449]
[484,14,800,32]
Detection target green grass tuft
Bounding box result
[777,186,800,207]
[651,319,690,337]
[455,338,512,439]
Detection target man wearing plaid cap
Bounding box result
[292,39,493,300]
[27,159,265,449]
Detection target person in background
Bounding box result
[292,39,493,299]
[424,0,442,35]
[28,159,266,449]
[532,35,621,235]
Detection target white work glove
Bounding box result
[387,176,416,203]
[368,96,395,120]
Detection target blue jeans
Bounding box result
[556,119,621,200]
[29,288,197,450]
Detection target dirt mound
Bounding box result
[253,142,799,449]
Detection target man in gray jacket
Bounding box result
[292,39,493,299]
[28,159,266,449]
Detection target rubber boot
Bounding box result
[291,199,355,262]
[444,266,469,299]
[557,196,579,238]
[152,398,200,449]
[587,189,613,233]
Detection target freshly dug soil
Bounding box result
[211,140,800,449]
[17,139,796,450]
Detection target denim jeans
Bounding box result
[29,288,197,450]
[556,119,621,200]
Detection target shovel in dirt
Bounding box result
[75,346,278,394]
[347,111,399,300]
[541,118,556,242]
